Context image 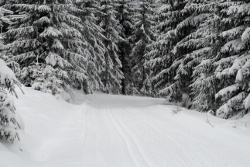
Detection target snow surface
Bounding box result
[1,87,250,167]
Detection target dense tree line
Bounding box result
[1,0,250,119]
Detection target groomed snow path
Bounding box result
[1,88,250,167]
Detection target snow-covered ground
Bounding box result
[1,87,250,167]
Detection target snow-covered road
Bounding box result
[1,88,250,167]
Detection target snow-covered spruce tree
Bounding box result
[98,0,124,93]
[145,0,188,101]
[0,59,23,142]
[165,0,219,105]
[213,0,250,118]
[148,1,219,109]
[129,0,154,95]
[3,0,90,97]
[114,0,134,95]
[174,0,219,110]
[73,0,106,93]
[145,0,179,96]
[190,1,237,113]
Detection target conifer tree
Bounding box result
[0,6,22,143]
[129,0,154,95]
[147,0,219,108]
[145,0,188,100]
[98,0,124,93]
[145,0,177,96]
[115,0,134,95]
[0,59,23,142]
[163,0,213,104]
[213,0,250,118]
[173,0,219,109]
[73,0,106,93]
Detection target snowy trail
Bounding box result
[1,88,250,167]
[78,94,250,167]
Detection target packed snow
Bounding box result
[0,87,250,167]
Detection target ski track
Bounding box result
[114,107,193,167]
[108,107,152,167]
[106,106,138,167]
[80,100,137,167]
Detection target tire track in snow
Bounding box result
[107,107,153,167]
